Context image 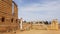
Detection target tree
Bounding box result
[44,21,48,25]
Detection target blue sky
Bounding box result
[14,0,60,21]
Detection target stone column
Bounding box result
[51,19,58,30]
[20,18,23,30]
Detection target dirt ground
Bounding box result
[0,30,60,34]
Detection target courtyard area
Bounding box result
[0,30,60,34]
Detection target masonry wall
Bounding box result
[0,0,19,32]
[22,23,32,30]
[23,20,59,30]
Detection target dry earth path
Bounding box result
[0,30,60,34]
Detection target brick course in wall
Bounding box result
[0,0,19,32]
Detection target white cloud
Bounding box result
[18,0,60,21]
[19,0,60,12]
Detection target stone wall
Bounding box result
[32,19,59,30]
[22,19,59,30]
[0,0,19,32]
[22,23,32,30]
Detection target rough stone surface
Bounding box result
[0,0,19,32]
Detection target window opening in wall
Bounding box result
[2,17,5,22]
[11,18,13,22]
